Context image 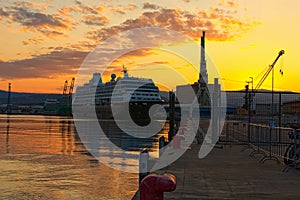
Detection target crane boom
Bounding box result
[254,50,285,90]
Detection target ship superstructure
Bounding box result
[95,68,161,106]
[74,67,162,120]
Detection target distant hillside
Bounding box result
[225,90,300,108]
[0,90,62,105]
[1,89,299,107]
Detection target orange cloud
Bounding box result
[153,61,169,65]
[22,37,45,45]
[82,5,104,14]
[39,29,67,38]
[128,3,137,11]
[0,5,77,41]
[7,7,75,30]
[143,2,161,10]
[14,1,49,11]
[95,4,105,13]
[74,1,105,15]
[227,1,239,7]
[120,49,155,59]
[0,49,88,79]
[110,7,126,15]
[218,0,239,7]
[107,4,139,14]
[0,2,260,88]
[58,6,77,16]
[0,7,9,20]
[82,15,109,26]
[86,8,258,43]
[58,2,136,18]
[68,41,97,51]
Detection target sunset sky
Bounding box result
[0,0,299,93]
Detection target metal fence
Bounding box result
[220,121,300,172]
[225,91,300,127]
[218,91,300,172]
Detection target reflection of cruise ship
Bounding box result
[73,67,163,121]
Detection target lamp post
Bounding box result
[271,68,274,124]
[260,64,280,164]
[249,77,253,117]
[242,78,254,152]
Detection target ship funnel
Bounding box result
[90,73,102,86]
[122,65,129,78]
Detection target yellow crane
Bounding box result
[62,77,75,98]
[254,50,285,91]
[238,50,285,115]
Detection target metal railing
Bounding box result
[219,121,300,172]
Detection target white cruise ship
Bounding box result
[73,67,163,121]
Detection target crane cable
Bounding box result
[220,78,245,83]
[254,65,269,82]
[279,56,284,76]
[253,51,285,88]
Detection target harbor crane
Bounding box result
[62,77,75,98]
[241,50,285,115]
[62,80,68,96]
[61,77,75,113]
[69,77,75,95]
[254,50,285,91]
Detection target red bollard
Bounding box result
[140,174,176,200]
[172,134,185,149]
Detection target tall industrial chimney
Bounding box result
[199,31,208,84]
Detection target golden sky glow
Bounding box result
[0,0,299,93]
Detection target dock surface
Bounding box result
[134,143,300,199]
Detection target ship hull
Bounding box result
[96,101,163,125]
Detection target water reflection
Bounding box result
[0,114,169,162]
[74,117,169,172]
[99,119,156,151]
[6,115,10,154]
[60,120,74,155]
[0,115,142,199]
[0,115,82,155]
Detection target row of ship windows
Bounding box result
[133,93,158,96]
[97,84,157,89]
[77,95,159,100]
[96,93,159,97]
[131,97,160,100]
[95,97,159,101]
[96,89,158,94]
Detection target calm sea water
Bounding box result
[0,114,168,200]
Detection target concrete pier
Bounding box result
[133,143,300,199]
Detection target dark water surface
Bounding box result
[0,114,168,200]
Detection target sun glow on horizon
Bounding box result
[0,0,299,94]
